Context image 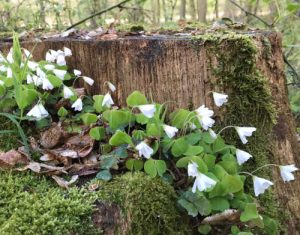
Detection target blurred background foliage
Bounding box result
[0,0,299,126]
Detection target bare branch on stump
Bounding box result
[66,0,132,30]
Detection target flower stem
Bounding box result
[240,171,254,177]
[217,125,235,135]
[251,164,279,174]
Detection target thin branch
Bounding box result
[228,0,272,27]
[284,55,300,86]
[66,0,132,30]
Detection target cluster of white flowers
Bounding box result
[0,47,96,118]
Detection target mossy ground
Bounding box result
[192,31,285,234]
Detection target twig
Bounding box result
[228,0,272,27]
[229,0,300,85]
[66,0,132,30]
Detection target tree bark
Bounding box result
[189,0,196,20]
[180,0,186,20]
[0,32,299,233]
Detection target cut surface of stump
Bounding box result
[0,31,299,233]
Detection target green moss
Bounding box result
[0,171,99,235]
[192,32,285,234]
[91,172,191,235]
[0,116,20,151]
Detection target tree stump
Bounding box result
[0,31,299,233]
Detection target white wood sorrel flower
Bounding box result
[42,78,54,90]
[209,128,217,140]
[74,69,82,76]
[53,69,67,80]
[63,47,72,57]
[26,103,49,120]
[253,176,273,197]
[195,105,215,130]
[135,141,153,159]
[187,162,217,193]
[82,76,94,86]
[163,124,178,138]
[138,104,156,118]
[56,50,66,66]
[235,127,256,144]
[279,165,298,182]
[212,92,228,107]
[107,81,116,92]
[236,149,253,165]
[102,93,114,108]
[72,98,83,111]
[63,86,74,99]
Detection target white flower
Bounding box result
[0,53,5,63]
[6,67,12,78]
[253,176,273,197]
[63,86,74,99]
[42,78,54,90]
[27,61,38,71]
[44,64,55,71]
[7,49,13,63]
[63,47,72,56]
[72,98,83,111]
[212,92,228,107]
[235,127,256,144]
[36,67,46,79]
[102,93,114,108]
[46,51,56,62]
[56,50,66,66]
[236,149,253,165]
[135,141,153,159]
[138,104,156,118]
[26,103,49,120]
[107,81,116,92]
[279,165,298,182]
[27,74,33,84]
[53,69,66,80]
[192,173,217,193]
[82,76,94,85]
[74,69,81,76]
[0,80,4,86]
[23,48,31,58]
[32,75,43,86]
[0,65,7,72]
[209,128,217,140]
[195,105,215,130]
[188,162,199,177]
[163,124,178,138]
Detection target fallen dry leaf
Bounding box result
[65,134,95,158]
[40,123,63,149]
[52,175,79,188]
[0,150,29,168]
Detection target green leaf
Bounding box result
[126,159,144,171]
[146,123,162,137]
[144,159,167,178]
[103,110,135,131]
[80,113,98,125]
[132,130,146,141]
[184,145,204,156]
[89,127,105,140]
[170,109,191,129]
[185,132,202,145]
[212,164,228,180]
[221,175,243,194]
[178,191,211,217]
[198,224,212,235]
[101,156,117,170]
[126,91,148,107]
[135,113,149,124]
[240,203,259,222]
[109,130,133,146]
[237,232,253,235]
[210,197,230,211]
[219,159,238,175]
[96,170,112,181]
[47,74,63,87]
[111,146,128,158]
[171,137,188,157]
[58,107,68,117]
[93,95,105,113]
[202,132,215,144]
[203,154,216,170]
